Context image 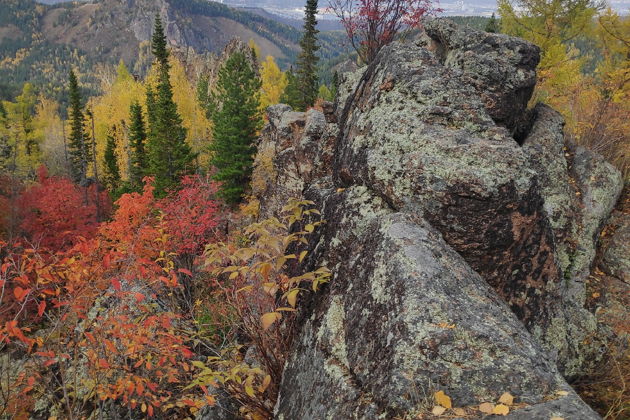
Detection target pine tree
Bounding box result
[145,16,196,195]
[128,101,147,189]
[210,51,262,204]
[295,0,320,111]
[67,70,91,183]
[151,14,169,70]
[146,86,157,132]
[103,128,121,191]
[331,70,340,100]
[485,13,499,33]
[281,68,302,110]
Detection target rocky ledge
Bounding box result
[252,18,626,420]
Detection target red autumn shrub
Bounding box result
[158,175,221,257]
[17,167,109,250]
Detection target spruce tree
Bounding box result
[295,0,320,110]
[331,70,340,100]
[210,51,262,204]
[145,16,195,195]
[129,101,147,189]
[67,70,91,183]
[485,13,499,33]
[280,68,302,110]
[151,14,170,69]
[103,128,121,191]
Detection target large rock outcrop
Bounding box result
[252,18,624,420]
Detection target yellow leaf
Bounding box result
[245,385,255,398]
[286,289,300,307]
[479,402,494,414]
[431,405,447,415]
[493,404,510,415]
[453,407,466,416]
[556,390,569,396]
[261,312,281,330]
[141,403,147,413]
[434,390,452,408]
[498,392,514,405]
[550,417,565,420]
[299,250,308,263]
[229,271,239,280]
[259,375,271,393]
[305,224,315,233]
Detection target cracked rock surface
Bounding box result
[252,18,625,420]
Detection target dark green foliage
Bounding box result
[146,87,157,131]
[128,101,147,189]
[209,51,262,204]
[331,70,340,100]
[67,70,91,183]
[103,129,121,191]
[151,14,170,69]
[485,13,499,33]
[145,17,196,195]
[295,0,320,110]
[280,68,302,110]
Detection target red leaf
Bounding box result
[37,300,46,317]
[13,286,31,302]
[98,358,110,369]
[178,268,193,277]
[111,278,122,291]
[134,292,145,303]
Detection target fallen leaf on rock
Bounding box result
[453,407,466,416]
[550,417,565,420]
[493,404,510,415]
[498,392,514,405]
[556,390,569,396]
[479,402,494,414]
[434,390,452,408]
[432,406,447,415]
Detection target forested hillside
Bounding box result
[0,0,346,104]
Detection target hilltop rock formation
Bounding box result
[252,18,625,419]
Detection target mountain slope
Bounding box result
[0,0,343,101]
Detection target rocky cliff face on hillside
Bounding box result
[252,18,627,419]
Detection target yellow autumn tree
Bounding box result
[34,96,67,176]
[259,56,288,112]
[89,60,145,180]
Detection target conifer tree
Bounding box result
[145,16,195,195]
[67,70,91,183]
[146,86,157,132]
[151,14,170,70]
[485,13,499,33]
[331,70,340,100]
[295,0,320,110]
[281,68,302,110]
[210,51,262,204]
[103,128,121,191]
[128,101,147,188]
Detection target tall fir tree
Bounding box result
[151,14,170,70]
[295,0,320,111]
[210,51,262,204]
[145,16,195,195]
[331,70,340,100]
[103,128,121,191]
[67,70,91,183]
[485,13,499,33]
[280,68,302,110]
[128,101,147,189]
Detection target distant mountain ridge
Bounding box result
[0,0,345,102]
